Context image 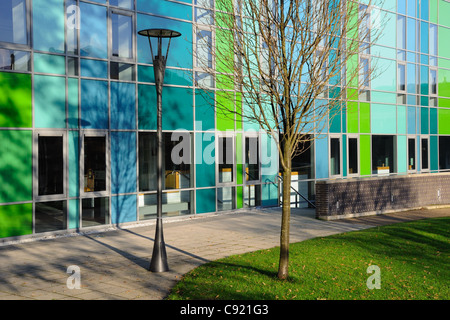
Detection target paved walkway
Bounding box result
[0,206,448,300]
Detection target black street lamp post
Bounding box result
[138,28,181,272]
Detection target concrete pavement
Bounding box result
[0,206,448,300]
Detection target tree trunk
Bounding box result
[278,153,292,280]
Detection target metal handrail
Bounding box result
[277,174,316,208]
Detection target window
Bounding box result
[398,63,406,91]
[218,135,235,184]
[111,11,133,60]
[245,136,260,182]
[82,197,109,227]
[0,48,30,71]
[348,136,358,175]
[0,0,28,46]
[329,136,341,176]
[164,132,192,189]
[360,57,370,88]
[397,15,406,50]
[139,132,157,192]
[110,0,134,10]
[37,134,65,197]
[430,68,437,95]
[195,27,214,88]
[218,187,236,211]
[421,137,429,171]
[372,135,395,174]
[439,137,450,170]
[83,135,107,193]
[408,137,416,171]
[35,201,67,233]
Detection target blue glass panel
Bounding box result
[407,106,416,134]
[137,14,192,68]
[80,79,108,129]
[407,0,416,17]
[110,0,134,10]
[315,135,328,179]
[407,63,416,93]
[111,82,136,130]
[33,0,65,53]
[398,0,406,14]
[421,0,429,20]
[80,59,108,78]
[420,54,429,65]
[137,0,192,20]
[80,2,107,59]
[420,22,429,54]
[111,132,137,194]
[111,195,137,224]
[407,18,416,51]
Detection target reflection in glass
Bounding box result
[408,138,415,170]
[398,64,406,91]
[218,187,235,211]
[138,191,192,220]
[139,132,157,192]
[0,49,30,71]
[67,0,78,54]
[35,201,67,233]
[38,136,64,196]
[0,0,27,45]
[110,62,135,80]
[110,0,134,9]
[244,185,261,208]
[219,137,234,183]
[330,138,340,176]
[112,13,132,59]
[164,132,192,189]
[82,197,109,227]
[84,136,107,192]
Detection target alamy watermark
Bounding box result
[66,265,81,289]
[366,265,381,290]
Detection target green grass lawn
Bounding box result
[168,217,450,300]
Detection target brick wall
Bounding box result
[315,173,450,220]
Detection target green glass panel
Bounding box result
[439,0,450,28]
[34,53,65,75]
[438,27,450,59]
[329,105,341,133]
[347,102,358,133]
[195,90,215,131]
[371,104,396,134]
[439,98,450,107]
[217,91,235,131]
[372,10,395,48]
[0,203,32,238]
[34,75,66,128]
[236,133,243,184]
[430,0,438,23]
[0,130,32,203]
[68,78,79,129]
[33,0,65,53]
[196,188,216,214]
[430,135,438,171]
[216,29,234,74]
[68,199,79,230]
[421,107,429,134]
[438,58,450,69]
[430,107,438,134]
[438,108,450,134]
[69,131,79,197]
[397,135,407,173]
[237,186,243,209]
[0,72,32,128]
[438,68,450,98]
[360,103,370,133]
[397,105,407,134]
[195,133,215,188]
[360,134,371,175]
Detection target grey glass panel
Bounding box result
[112,13,132,59]
[82,197,109,227]
[0,0,27,45]
[38,136,64,196]
[0,49,30,71]
[35,201,67,233]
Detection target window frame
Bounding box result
[347,134,359,177]
[329,134,342,178]
[216,132,237,186]
[244,132,261,184]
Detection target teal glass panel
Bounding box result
[34,75,66,128]
[407,94,416,105]
[68,199,79,229]
[68,78,79,129]
[407,64,416,94]
[195,90,215,131]
[397,135,407,173]
[421,96,428,106]
[421,0,429,20]
[430,108,438,134]
[80,79,108,129]
[329,107,341,133]
[33,53,65,75]
[398,0,406,14]
[407,18,416,51]
[430,135,438,171]
[138,84,156,130]
[420,22,429,54]
[137,14,192,68]
[137,65,191,86]
[69,131,79,197]
[407,106,416,134]
[195,132,215,188]
[137,0,192,20]
[421,107,429,134]
[261,134,278,183]
[111,82,136,130]
[342,134,347,177]
[420,54,428,64]
[397,105,407,134]
[371,91,396,104]
[196,188,216,214]
[261,183,278,207]
[80,2,107,59]
[111,132,137,194]
[162,86,193,131]
[138,65,154,83]
[371,58,396,92]
[420,65,429,95]
[33,0,65,53]
[112,195,137,224]
[371,104,396,134]
[80,59,108,78]
[315,135,328,179]
[373,10,395,48]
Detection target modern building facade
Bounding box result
[0,0,450,241]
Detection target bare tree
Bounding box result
[193,0,385,279]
